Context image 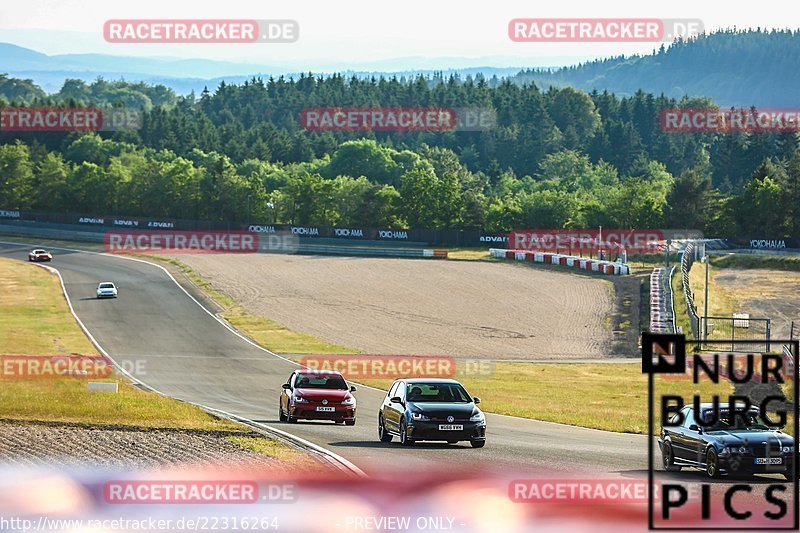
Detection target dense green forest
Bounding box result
[0,34,798,238]
[514,29,800,107]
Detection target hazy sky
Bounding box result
[0,0,795,68]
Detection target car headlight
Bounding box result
[410,411,430,421]
[293,395,309,403]
[721,446,747,455]
[783,446,793,453]
[470,411,485,423]
[342,396,355,406]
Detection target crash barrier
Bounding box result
[488,248,630,275]
[680,242,701,338]
[0,222,448,260]
[0,208,506,247]
[649,267,675,333]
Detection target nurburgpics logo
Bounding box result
[643,333,799,530]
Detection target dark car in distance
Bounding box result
[378,378,486,447]
[279,370,357,425]
[659,403,794,480]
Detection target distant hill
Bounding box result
[509,29,800,107]
[0,42,531,94]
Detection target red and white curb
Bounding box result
[489,248,631,275]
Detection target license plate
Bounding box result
[438,424,463,431]
[754,457,783,465]
[316,406,335,412]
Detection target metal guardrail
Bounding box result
[667,265,677,333]
[680,242,701,338]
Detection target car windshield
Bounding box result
[406,383,471,403]
[33,250,46,254]
[701,409,774,431]
[99,283,114,289]
[295,374,347,390]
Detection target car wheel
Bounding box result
[470,440,486,448]
[345,420,355,426]
[279,402,287,422]
[706,449,720,478]
[400,419,414,446]
[662,442,681,472]
[287,411,298,423]
[378,414,392,442]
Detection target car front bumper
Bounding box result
[719,454,795,476]
[406,421,486,441]
[289,404,355,421]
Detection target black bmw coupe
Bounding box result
[659,403,794,480]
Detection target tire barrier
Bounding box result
[489,248,631,275]
[650,267,675,333]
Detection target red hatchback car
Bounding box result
[279,370,357,425]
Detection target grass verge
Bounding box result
[711,253,800,272]
[688,259,738,318]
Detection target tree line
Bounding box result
[0,66,798,238]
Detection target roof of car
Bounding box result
[690,403,758,410]
[400,378,461,384]
[296,369,344,376]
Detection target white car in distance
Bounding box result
[96,282,118,299]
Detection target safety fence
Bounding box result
[699,315,772,353]
[680,242,701,338]
[488,248,631,275]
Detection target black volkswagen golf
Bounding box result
[659,403,795,480]
[377,379,486,447]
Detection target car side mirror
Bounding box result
[282,383,291,390]
[473,397,481,404]
[689,424,701,433]
[390,396,402,404]
[350,386,357,392]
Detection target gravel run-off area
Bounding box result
[0,422,320,471]
[713,268,800,340]
[172,254,624,359]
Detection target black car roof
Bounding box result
[688,403,758,410]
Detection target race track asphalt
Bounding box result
[0,242,650,477]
